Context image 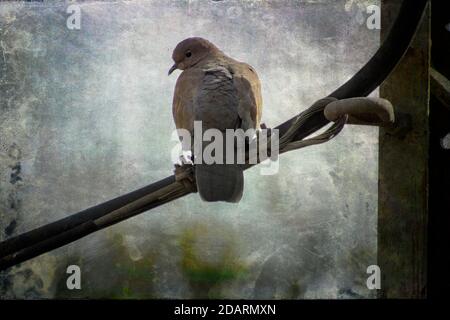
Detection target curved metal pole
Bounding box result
[276,0,429,141]
[0,0,428,271]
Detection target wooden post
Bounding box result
[378,1,430,298]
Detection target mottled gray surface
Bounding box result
[0,0,379,299]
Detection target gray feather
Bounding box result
[194,66,244,202]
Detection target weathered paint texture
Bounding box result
[0,0,379,299]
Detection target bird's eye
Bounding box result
[185,51,192,58]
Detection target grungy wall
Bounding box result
[0,0,379,299]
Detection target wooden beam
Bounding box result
[378,1,430,298]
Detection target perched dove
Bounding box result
[169,37,263,202]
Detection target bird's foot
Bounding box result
[174,159,197,192]
[177,151,193,166]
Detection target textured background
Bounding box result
[0,0,379,299]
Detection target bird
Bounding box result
[168,37,263,203]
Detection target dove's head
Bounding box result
[168,37,219,75]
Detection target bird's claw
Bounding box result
[177,152,193,166]
[174,152,195,181]
[174,161,197,192]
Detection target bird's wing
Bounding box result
[173,61,263,133]
[192,65,244,203]
[172,68,204,133]
[230,62,263,131]
[194,65,240,131]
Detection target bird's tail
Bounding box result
[195,163,243,203]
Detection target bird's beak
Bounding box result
[168,64,178,76]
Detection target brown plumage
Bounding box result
[169,37,263,202]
